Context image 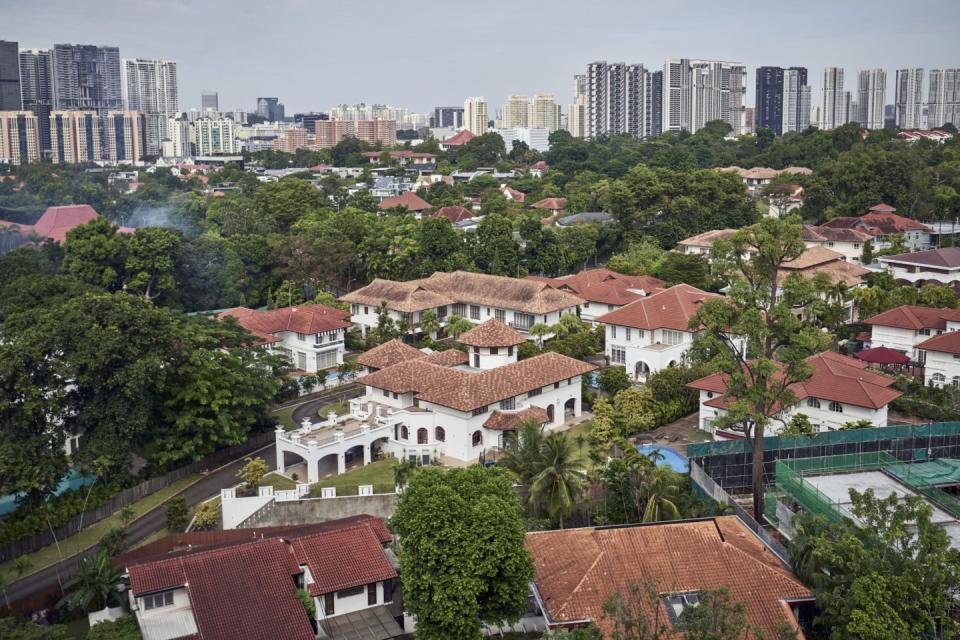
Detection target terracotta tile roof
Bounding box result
[687,351,902,410]
[357,339,424,370]
[344,271,584,315]
[379,191,432,211]
[531,160,549,171]
[422,348,470,366]
[917,331,960,355]
[535,269,664,307]
[526,517,811,638]
[880,247,960,269]
[361,351,595,412]
[218,304,350,342]
[441,129,476,146]
[781,246,844,269]
[677,228,738,248]
[596,284,720,332]
[292,525,397,596]
[484,406,550,429]
[432,205,474,223]
[777,247,869,287]
[863,305,960,331]
[361,151,435,160]
[869,203,897,213]
[821,212,931,235]
[531,197,567,210]
[459,318,526,347]
[0,204,136,244]
[501,185,526,202]
[802,224,872,243]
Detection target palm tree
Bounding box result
[60,550,123,613]
[530,432,587,528]
[551,313,584,337]
[446,314,473,338]
[499,421,547,484]
[638,466,681,523]
[419,309,441,338]
[529,322,551,347]
[393,458,418,490]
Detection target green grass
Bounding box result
[311,459,397,497]
[561,421,595,467]
[756,198,769,213]
[688,429,714,442]
[315,400,350,418]
[0,473,200,587]
[261,472,296,491]
[272,403,300,431]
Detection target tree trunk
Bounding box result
[751,427,765,523]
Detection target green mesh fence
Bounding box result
[775,460,852,525]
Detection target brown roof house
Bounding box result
[341,270,584,340]
[878,247,960,287]
[521,517,813,638]
[527,268,665,323]
[275,319,595,479]
[820,205,932,253]
[802,224,872,263]
[676,229,739,261]
[125,516,404,640]
[0,204,135,252]
[863,304,960,354]
[378,191,433,217]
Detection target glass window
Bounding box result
[490,347,498,355]
[513,313,535,330]
[663,592,701,628]
[500,397,516,410]
[338,585,364,598]
[367,583,377,606]
[144,591,174,610]
[383,579,394,603]
[611,326,617,339]
[452,303,466,316]
[662,330,684,345]
[610,346,626,364]
[625,328,631,341]
[297,332,306,341]
[829,401,843,413]
[528,387,541,397]
[470,305,481,320]
[324,593,335,615]
[495,309,506,323]
[471,406,488,417]
[807,398,821,409]
[435,427,445,442]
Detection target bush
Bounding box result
[237,456,268,491]
[99,527,129,558]
[192,501,219,530]
[0,481,122,546]
[85,615,141,639]
[597,367,631,395]
[164,496,189,532]
[296,589,316,620]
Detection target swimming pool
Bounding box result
[0,469,95,516]
[636,444,689,473]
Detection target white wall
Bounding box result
[605,323,695,379]
[921,349,960,387]
[699,391,891,434]
[804,239,864,263]
[880,261,960,285]
[274,328,345,373]
[315,579,393,621]
[870,324,937,353]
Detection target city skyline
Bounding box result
[4,0,959,115]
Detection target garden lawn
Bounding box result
[272,403,300,431]
[562,421,595,467]
[261,472,296,491]
[0,473,200,587]
[311,459,397,497]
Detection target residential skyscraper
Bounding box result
[646,70,663,138]
[163,117,193,158]
[256,97,284,121]
[501,94,530,128]
[201,90,218,112]
[0,111,41,164]
[895,68,925,129]
[463,96,488,134]
[928,69,960,128]
[432,106,463,129]
[51,44,122,117]
[820,67,850,130]
[782,68,811,134]
[586,61,609,137]
[755,66,784,135]
[0,41,21,111]
[19,49,54,154]
[123,58,179,155]
[663,59,747,135]
[49,111,101,163]
[104,111,147,163]
[568,75,587,138]
[585,62,658,138]
[193,116,237,155]
[529,94,560,132]
[856,69,887,130]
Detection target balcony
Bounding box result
[313,339,344,350]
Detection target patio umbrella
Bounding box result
[855,346,910,366]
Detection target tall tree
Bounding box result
[530,432,587,528]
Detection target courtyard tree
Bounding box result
[238,456,269,491]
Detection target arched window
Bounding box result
[417,428,428,444]
[829,401,843,413]
[400,425,409,440]
[435,427,446,442]
[807,398,821,409]
[471,430,483,447]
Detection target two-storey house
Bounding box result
[863,304,960,355]
[802,225,872,263]
[916,331,960,388]
[526,268,665,323]
[878,247,960,287]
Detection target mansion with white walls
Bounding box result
[916,331,960,388]
[218,304,350,372]
[275,320,594,482]
[864,304,960,355]
[878,247,960,287]
[688,352,902,436]
[340,270,583,340]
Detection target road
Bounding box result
[290,383,362,425]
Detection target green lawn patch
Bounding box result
[311,459,397,497]
[261,472,296,491]
[0,473,200,587]
[272,403,300,431]
[688,429,714,442]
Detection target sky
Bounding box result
[6,0,960,117]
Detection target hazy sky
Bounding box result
[7,0,959,116]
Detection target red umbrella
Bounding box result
[856,346,910,365]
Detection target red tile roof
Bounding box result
[855,346,911,365]
[0,205,136,244]
[526,517,811,638]
[484,406,550,429]
[869,203,897,213]
[292,525,397,596]
[458,318,526,347]
[441,129,476,146]
[361,150,436,160]
[379,191,432,211]
[863,305,960,331]
[917,331,960,355]
[501,185,526,202]
[596,284,720,331]
[357,339,424,370]
[432,205,474,223]
[688,351,902,410]
[530,197,567,210]
[533,269,664,307]
[218,304,350,343]
[821,212,931,235]
[802,224,872,243]
[421,348,470,366]
[880,247,960,269]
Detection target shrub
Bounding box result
[237,456,269,491]
[597,367,631,396]
[99,527,129,558]
[164,496,189,532]
[85,615,141,639]
[192,501,219,530]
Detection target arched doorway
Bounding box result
[472,430,483,447]
[564,397,576,419]
[281,450,309,482]
[635,361,651,379]
[344,444,365,471]
[546,404,555,423]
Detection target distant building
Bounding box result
[256,96,284,122]
[50,111,101,163]
[856,68,887,130]
[585,61,659,138]
[567,88,587,139]
[193,116,236,155]
[51,43,122,119]
[463,96,488,134]
[122,58,179,155]
[500,94,529,128]
[431,105,463,128]
[879,247,960,287]
[104,111,147,163]
[0,41,21,111]
[529,93,560,132]
[294,111,328,133]
[0,111,41,164]
[201,90,218,112]
[162,117,193,158]
[663,58,747,135]
[312,118,395,148]
[928,69,960,128]
[820,67,850,130]
[497,127,550,153]
[18,49,54,155]
[755,66,784,135]
[895,68,925,129]
[782,67,811,134]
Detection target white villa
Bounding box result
[341,270,584,340]
[526,268,665,323]
[676,229,738,259]
[879,247,960,287]
[275,319,594,482]
[916,331,960,388]
[218,304,350,373]
[863,304,960,354]
[688,351,902,436]
[597,284,722,381]
[802,224,871,263]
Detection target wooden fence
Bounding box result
[0,431,275,563]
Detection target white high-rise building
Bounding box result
[463,96,488,135]
[586,62,659,138]
[856,69,887,130]
[928,69,960,129]
[820,67,850,130]
[782,69,811,134]
[895,68,925,130]
[529,94,560,132]
[122,58,179,156]
[567,94,587,138]
[0,111,41,164]
[501,95,530,128]
[193,116,236,155]
[662,59,746,135]
[163,117,194,158]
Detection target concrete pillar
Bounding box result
[363,444,371,466]
[337,453,346,475]
[574,396,582,417]
[555,402,562,426]
[275,427,286,473]
[307,441,319,483]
